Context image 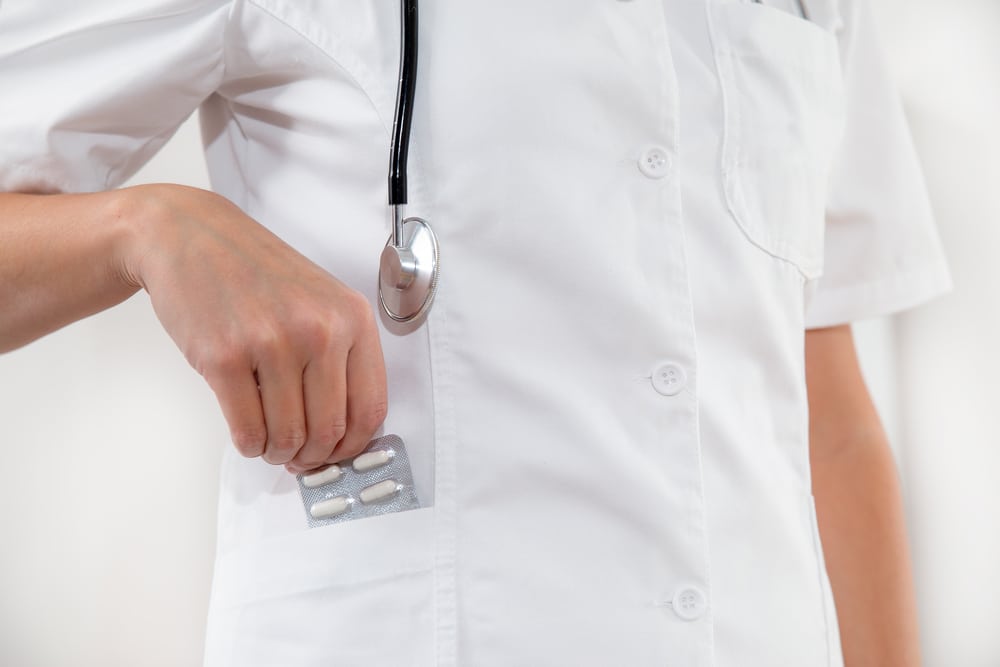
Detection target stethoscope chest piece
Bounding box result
[378,216,440,322]
[378,0,438,324]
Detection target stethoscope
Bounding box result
[378,0,440,323]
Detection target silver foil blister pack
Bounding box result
[297,434,421,528]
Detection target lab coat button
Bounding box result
[651,362,686,396]
[672,586,707,621]
[638,145,671,179]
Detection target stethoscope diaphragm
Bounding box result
[378,215,439,323]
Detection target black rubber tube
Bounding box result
[388,0,418,206]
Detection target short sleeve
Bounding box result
[0,0,230,194]
[804,0,952,329]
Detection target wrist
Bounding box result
[105,184,171,292]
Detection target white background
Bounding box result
[1,1,998,664]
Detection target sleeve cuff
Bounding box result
[804,257,952,329]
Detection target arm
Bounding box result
[806,324,922,666]
[0,190,140,352]
[0,185,386,471]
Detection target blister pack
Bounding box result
[296,434,421,528]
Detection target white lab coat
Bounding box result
[0,0,950,665]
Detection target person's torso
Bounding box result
[202,1,846,664]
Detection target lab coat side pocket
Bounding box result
[205,506,435,667]
[708,1,846,280]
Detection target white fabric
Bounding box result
[0,0,950,664]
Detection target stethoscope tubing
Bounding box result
[388,0,418,245]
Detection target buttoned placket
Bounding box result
[642,3,715,663]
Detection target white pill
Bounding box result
[352,449,394,473]
[309,495,352,520]
[359,479,400,504]
[301,464,343,489]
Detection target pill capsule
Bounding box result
[309,495,353,520]
[301,464,343,489]
[352,449,394,473]
[359,479,400,504]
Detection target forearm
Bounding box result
[0,190,139,352]
[812,427,921,666]
[807,325,922,666]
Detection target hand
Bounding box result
[116,184,387,473]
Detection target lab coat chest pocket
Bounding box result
[710,2,846,279]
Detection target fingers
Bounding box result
[256,357,308,466]
[332,315,389,462]
[204,297,387,471]
[204,363,267,459]
[202,359,267,458]
[285,353,348,473]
